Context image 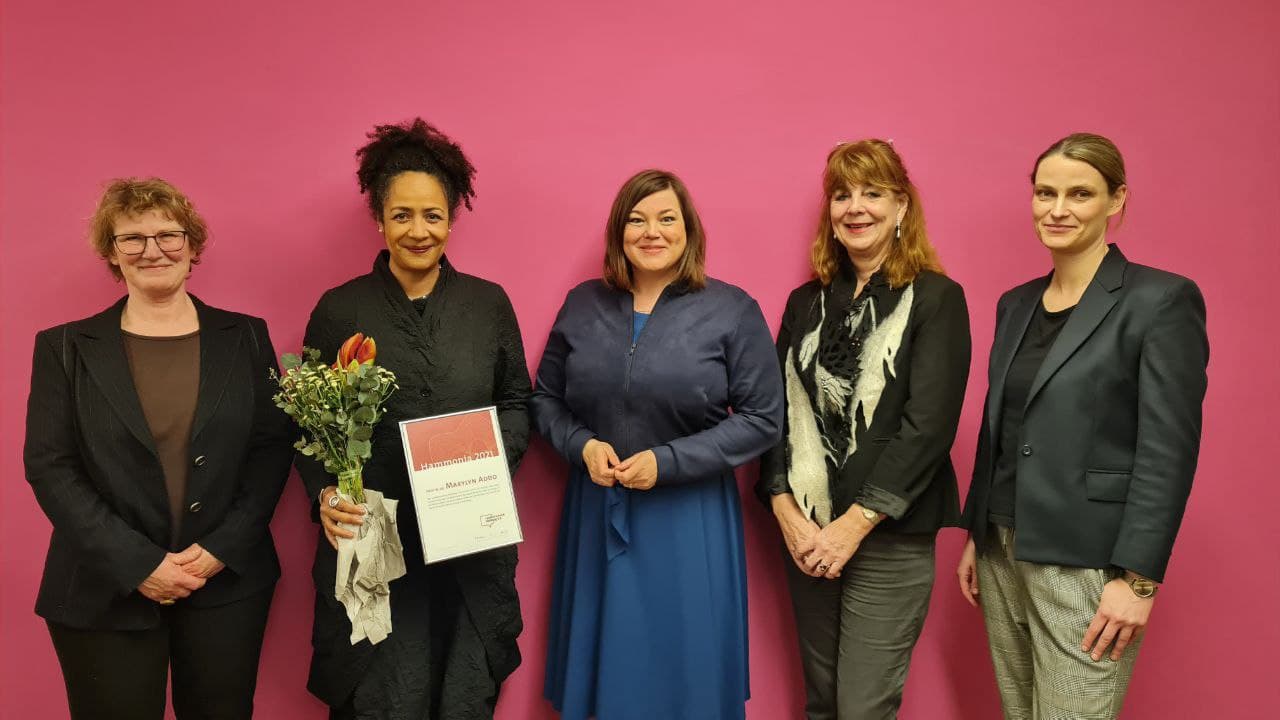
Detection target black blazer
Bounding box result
[758,269,972,534]
[960,246,1208,582]
[24,296,294,630]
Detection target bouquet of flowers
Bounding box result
[273,332,407,645]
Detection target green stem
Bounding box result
[337,468,364,505]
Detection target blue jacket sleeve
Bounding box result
[652,298,784,484]
[530,297,595,471]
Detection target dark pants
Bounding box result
[47,587,274,720]
[783,531,936,720]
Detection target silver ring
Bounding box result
[817,564,830,573]
[327,494,341,509]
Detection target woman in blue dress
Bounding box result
[532,169,784,720]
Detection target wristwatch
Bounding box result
[1127,575,1158,598]
[858,505,882,525]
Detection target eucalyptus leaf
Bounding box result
[347,439,372,459]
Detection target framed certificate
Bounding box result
[398,406,523,564]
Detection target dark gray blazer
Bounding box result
[24,296,294,630]
[960,245,1208,582]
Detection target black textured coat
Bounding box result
[297,252,531,717]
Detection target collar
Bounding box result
[372,250,455,296]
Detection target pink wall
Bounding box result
[3,1,1277,717]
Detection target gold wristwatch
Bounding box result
[859,505,882,524]
[1127,575,1158,598]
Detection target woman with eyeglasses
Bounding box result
[23,177,295,719]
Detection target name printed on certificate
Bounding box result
[398,406,523,564]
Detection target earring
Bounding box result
[895,221,901,240]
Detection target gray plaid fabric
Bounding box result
[977,525,1142,719]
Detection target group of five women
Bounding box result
[24,118,1207,720]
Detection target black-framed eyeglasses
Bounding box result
[112,231,189,255]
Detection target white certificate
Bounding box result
[398,406,523,564]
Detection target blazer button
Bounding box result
[419,388,430,398]
[188,501,203,513]
[1020,444,1033,457]
[193,455,207,467]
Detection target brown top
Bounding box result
[123,329,200,543]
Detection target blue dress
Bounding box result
[532,279,784,720]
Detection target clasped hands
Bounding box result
[773,495,875,580]
[137,543,225,605]
[582,439,658,491]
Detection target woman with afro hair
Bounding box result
[296,118,532,719]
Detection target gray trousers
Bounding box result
[976,525,1142,720]
[783,531,935,720]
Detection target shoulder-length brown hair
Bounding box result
[603,169,707,291]
[89,177,209,280]
[811,140,942,287]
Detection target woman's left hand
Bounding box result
[801,513,870,579]
[176,543,226,579]
[1083,577,1154,661]
[614,450,658,490]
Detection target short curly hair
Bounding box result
[89,177,209,281]
[355,118,477,220]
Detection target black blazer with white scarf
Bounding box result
[23,297,294,630]
[960,245,1208,582]
[758,269,972,534]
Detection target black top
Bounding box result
[297,252,531,716]
[987,302,1073,526]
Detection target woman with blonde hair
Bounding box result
[759,140,971,719]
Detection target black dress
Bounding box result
[297,251,531,719]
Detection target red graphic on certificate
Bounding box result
[403,411,500,471]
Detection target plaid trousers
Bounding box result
[976,524,1143,719]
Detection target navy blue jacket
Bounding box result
[532,278,783,485]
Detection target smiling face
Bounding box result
[109,209,194,297]
[829,183,907,266]
[380,171,451,287]
[622,188,687,282]
[1032,154,1127,254]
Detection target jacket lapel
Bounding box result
[190,297,243,441]
[72,298,159,456]
[1024,245,1127,409]
[985,279,1044,437]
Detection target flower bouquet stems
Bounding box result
[273,333,406,644]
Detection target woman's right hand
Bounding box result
[956,536,980,607]
[137,547,207,603]
[582,439,620,487]
[771,494,822,575]
[319,486,366,550]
